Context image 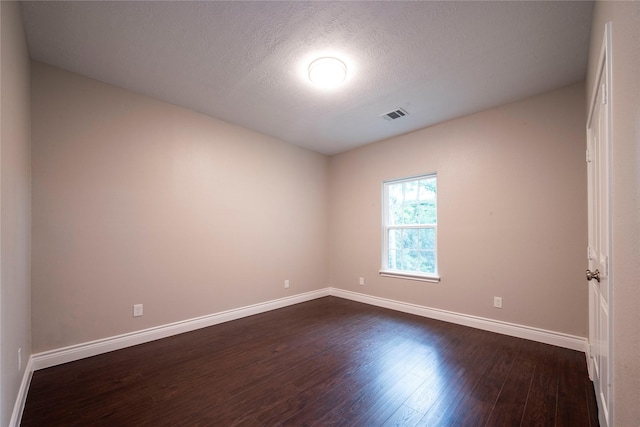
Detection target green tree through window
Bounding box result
[382,174,438,278]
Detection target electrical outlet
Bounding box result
[284,279,290,289]
[493,296,503,309]
[359,277,365,285]
[133,304,143,317]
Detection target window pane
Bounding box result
[388,248,400,270]
[390,205,403,226]
[387,228,437,274]
[388,229,403,251]
[419,250,436,274]
[388,183,403,205]
[404,181,418,201]
[419,228,435,250]
[418,177,436,200]
[383,174,437,276]
[388,230,403,270]
[402,228,418,250]
[403,203,418,224]
[405,249,420,271]
[387,229,436,274]
[418,201,436,224]
[387,178,436,225]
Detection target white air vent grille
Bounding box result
[381,108,409,121]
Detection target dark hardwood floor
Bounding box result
[22,297,599,426]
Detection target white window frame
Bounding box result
[380,173,440,283]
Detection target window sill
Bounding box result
[379,270,441,283]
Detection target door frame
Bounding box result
[585,21,613,427]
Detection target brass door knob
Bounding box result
[586,269,600,283]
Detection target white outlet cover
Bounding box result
[133,304,143,317]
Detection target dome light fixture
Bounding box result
[308,57,347,88]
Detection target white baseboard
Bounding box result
[31,288,330,371]
[16,286,587,426]
[329,288,588,352]
[29,286,588,371]
[585,339,594,380]
[9,356,34,427]
[29,288,588,372]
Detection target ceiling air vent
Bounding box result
[381,108,408,121]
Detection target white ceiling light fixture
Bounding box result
[308,57,347,88]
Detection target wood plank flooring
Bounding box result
[21,297,599,426]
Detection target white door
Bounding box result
[586,24,612,427]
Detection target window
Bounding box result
[381,174,439,282]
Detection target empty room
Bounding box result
[2,1,639,426]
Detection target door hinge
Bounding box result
[586,148,591,163]
[602,83,608,105]
[587,246,592,261]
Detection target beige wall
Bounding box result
[11,3,639,422]
[587,2,640,424]
[1,2,32,426]
[329,83,588,337]
[31,63,329,353]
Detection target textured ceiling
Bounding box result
[20,1,594,155]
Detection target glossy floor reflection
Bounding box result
[22,297,598,426]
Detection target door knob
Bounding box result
[586,269,600,283]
